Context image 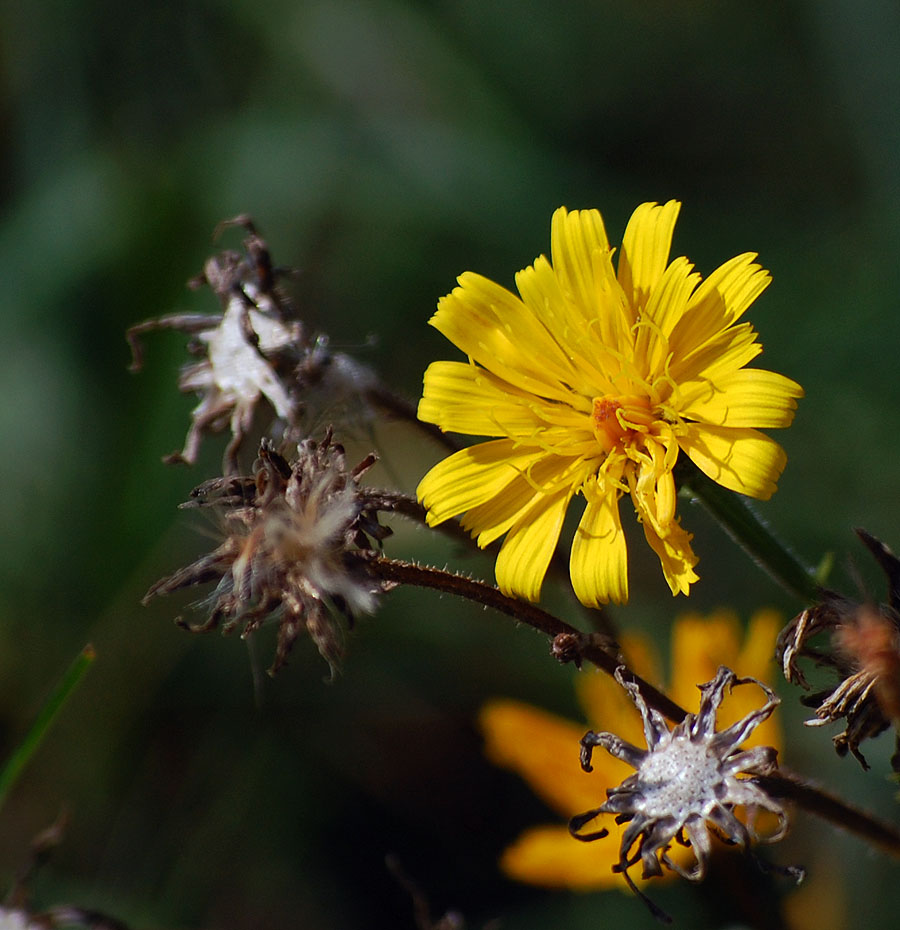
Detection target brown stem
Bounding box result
[757,771,900,857]
[366,556,683,722]
[372,492,618,640]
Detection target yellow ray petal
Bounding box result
[669,610,743,713]
[494,485,573,601]
[461,455,588,547]
[569,492,629,606]
[639,517,700,597]
[549,207,611,319]
[617,200,681,311]
[637,256,701,375]
[678,368,804,429]
[479,700,599,815]
[683,251,771,335]
[416,440,547,525]
[430,274,576,403]
[678,424,787,500]
[418,360,551,437]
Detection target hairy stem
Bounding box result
[366,557,683,722]
[757,771,900,857]
[373,492,617,639]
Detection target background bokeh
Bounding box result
[2,1,900,927]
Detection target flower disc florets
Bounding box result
[143,432,392,675]
[570,666,786,890]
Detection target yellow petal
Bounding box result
[617,200,681,311]
[549,207,611,318]
[637,256,701,375]
[639,517,700,597]
[669,610,743,713]
[430,273,576,403]
[416,440,547,525]
[569,492,629,606]
[494,486,573,601]
[479,700,598,815]
[684,251,771,333]
[678,424,787,500]
[669,321,763,385]
[678,369,804,429]
[461,455,586,547]
[418,360,548,437]
[499,825,623,890]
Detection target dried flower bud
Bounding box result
[143,432,393,676]
[778,529,900,769]
[570,666,791,913]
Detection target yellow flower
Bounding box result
[479,609,782,891]
[417,203,802,604]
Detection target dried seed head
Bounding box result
[570,666,789,900]
[777,529,900,769]
[127,217,377,474]
[144,432,393,676]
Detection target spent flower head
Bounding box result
[128,217,377,474]
[480,610,782,891]
[417,202,802,604]
[571,665,786,895]
[143,431,392,675]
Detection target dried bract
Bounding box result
[143,432,393,675]
[127,217,376,474]
[570,666,788,906]
[777,529,900,769]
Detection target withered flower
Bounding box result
[127,217,376,474]
[570,666,789,909]
[777,529,900,769]
[143,432,392,675]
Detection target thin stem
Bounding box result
[367,556,684,722]
[0,644,96,812]
[675,459,820,603]
[373,491,618,640]
[757,770,900,857]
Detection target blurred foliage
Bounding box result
[1,1,900,928]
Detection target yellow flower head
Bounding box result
[479,609,782,891]
[417,203,802,604]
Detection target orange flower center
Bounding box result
[591,394,654,451]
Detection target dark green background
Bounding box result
[1,1,899,927]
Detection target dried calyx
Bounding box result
[778,529,900,770]
[143,432,393,676]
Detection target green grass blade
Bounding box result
[0,644,96,812]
